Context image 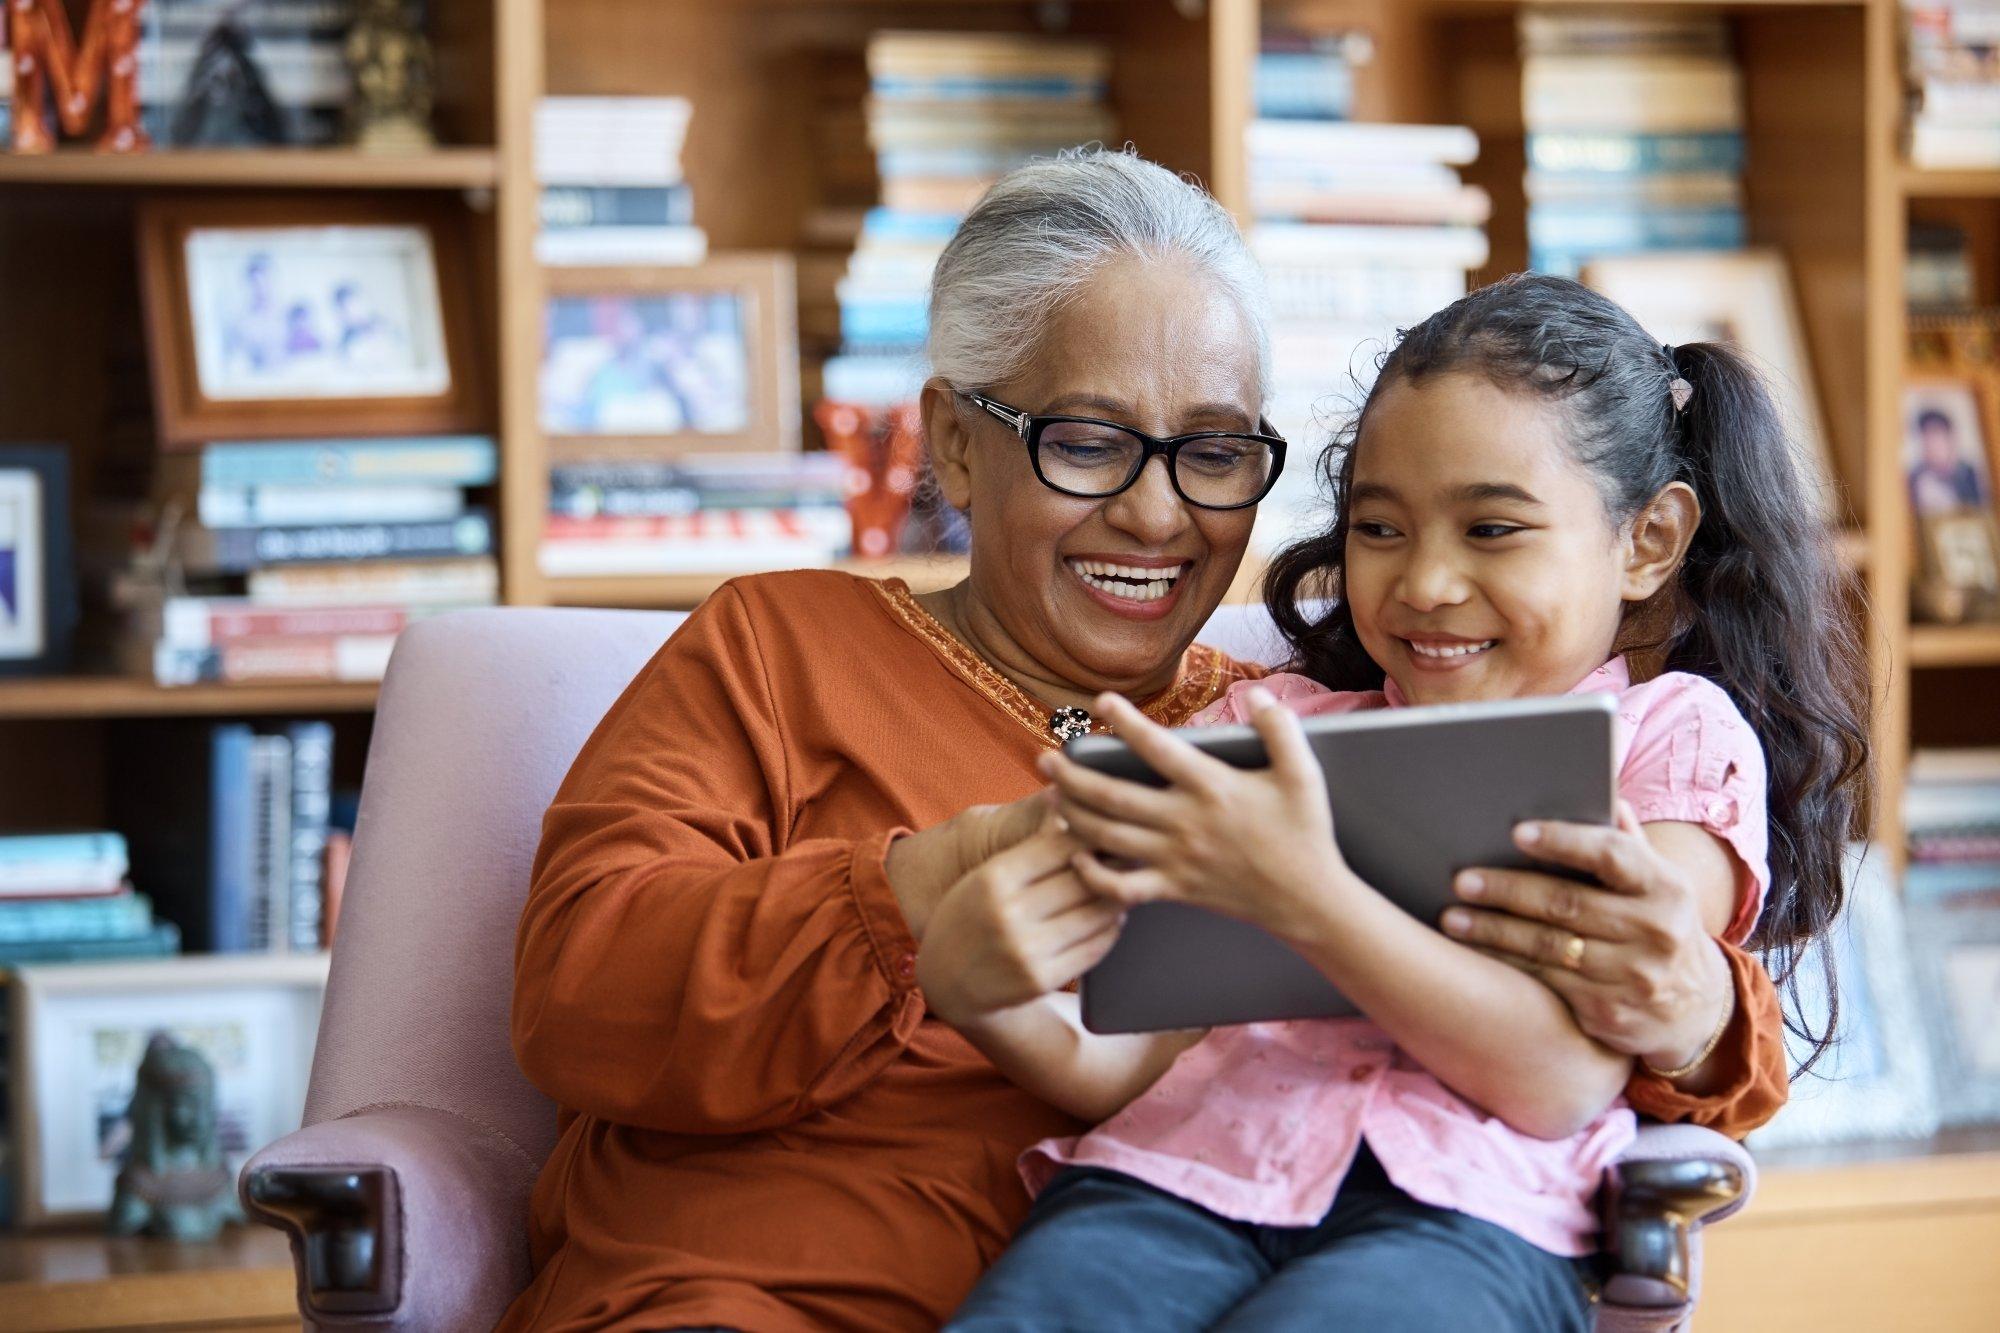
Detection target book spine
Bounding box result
[0,921,181,965]
[245,559,499,608]
[198,437,499,489]
[0,831,128,865]
[210,725,257,954]
[537,185,695,228]
[199,512,493,572]
[197,483,467,529]
[1521,58,1742,131]
[157,634,400,686]
[248,735,294,952]
[871,75,1107,102]
[286,722,334,953]
[165,602,414,648]
[0,860,128,894]
[0,893,153,944]
[1525,131,1745,177]
[1527,206,1745,251]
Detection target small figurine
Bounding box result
[108,1034,243,1241]
[343,0,435,152]
[9,0,150,154]
[816,401,924,560]
[169,15,289,147]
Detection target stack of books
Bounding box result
[122,436,500,686]
[1905,3,2000,168]
[0,832,179,966]
[540,452,852,577]
[1255,28,1362,121]
[112,722,335,954]
[1906,747,2000,899]
[142,0,354,147]
[1245,28,1487,550]
[818,30,1114,409]
[1519,12,1747,276]
[534,97,706,266]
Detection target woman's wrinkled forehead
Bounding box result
[1008,256,1263,434]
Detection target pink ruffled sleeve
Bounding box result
[1615,673,1771,944]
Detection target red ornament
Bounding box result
[9,0,150,154]
[815,401,924,561]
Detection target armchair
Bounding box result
[243,604,1751,1332]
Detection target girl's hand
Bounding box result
[1439,800,1734,1073]
[916,816,1125,1026]
[1042,688,1354,943]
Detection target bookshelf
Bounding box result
[2,1,1998,1323]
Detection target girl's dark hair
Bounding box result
[1265,273,1871,1071]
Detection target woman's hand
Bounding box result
[916,816,1125,1026]
[885,790,1055,941]
[1042,688,1355,944]
[1440,801,1735,1075]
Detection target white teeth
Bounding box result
[1068,558,1185,602]
[1407,639,1496,659]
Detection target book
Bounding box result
[538,508,851,577]
[538,185,696,229]
[1250,182,1493,227]
[137,598,464,653]
[248,733,294,952]
[245,557,499,608]
[188,437,498,488]
[1246,120,1480,166]
[0,893,153,945]
[175,511,494,574]
[534,96,692,186]
[194,482,466,529]
[534,227,709,266]
[1520,55,1743,131]
[1910,118,2000,169]
[1524,171,1743,209]
[1525,130,1746,177]
[0,921,181,966]
[1251,224,1491,269]
[0,832,129,897]
[114,723,258,953]
[1527,205,1747,252]
[153,633,400,686]
[870,74,1106,103]
[286,722,334,953]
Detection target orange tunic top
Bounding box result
[501,570,1787,1333]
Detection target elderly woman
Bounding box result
[501,151,1785,1333]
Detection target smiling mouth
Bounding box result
[1403,638,1497,660]
[1066,558,1190,602]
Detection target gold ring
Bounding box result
[1560,933,1588,970]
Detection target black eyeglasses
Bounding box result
[955,390,1287,512]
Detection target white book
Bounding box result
[535,227,709,266]
[1251,224,1490,270]
[246,557,499,608]
[539,541,846,577]
[1246,120,1480,167]
[1911,117,2000,169]
[1521,55,1742,132]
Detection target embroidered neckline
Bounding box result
[871,578,1233,749]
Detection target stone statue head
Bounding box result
[128,1033,220,1172]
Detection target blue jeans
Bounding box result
[948,1145,1597,1332]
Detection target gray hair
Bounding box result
[926,147,1272,401]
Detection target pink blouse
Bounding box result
[1023,657,1770,1256]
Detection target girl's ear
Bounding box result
[1622,481,1701,602]
[920,377,976,512]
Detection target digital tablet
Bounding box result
[1067,691,1617,1033]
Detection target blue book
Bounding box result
[0,894,154,944]
[538,185,694,229]
[0,921,180,965]
[871,75,1108,101]
[876,147,1040,179]
[1526,131,1745,178]
[0,831,128,865]
[185,511,494,573]
[1529,206,1745,252]
[840,302,930,346]
[198,437,498,489]
[860,208,963,243]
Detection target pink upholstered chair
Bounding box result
[242,605,1753,1332]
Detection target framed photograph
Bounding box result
[1748,847,1939,1150]
[1908,887,2000,1127]
[6,953,328,1226]
[138,196,485,447]
[1579,250,1838,522]
[539,253,800,458]
[1903,379,1996,518]
[0,444,77,677]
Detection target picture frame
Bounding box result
[1578,250,1839,523]
[1915,510,2000,624]
[0,444,78,677]
[1747,847,1939,1151]
[6,953,328,1226]
[138,196,486,448]
[539,253,800,459]
[1907,886,2000,1128]
[1902,377,1998,519]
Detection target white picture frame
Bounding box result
[185,224,452,402]
[6,953,328,1226]
[1580,249,1839,523]
[1908,886,2000,1128]
[1748,846,1939,1151]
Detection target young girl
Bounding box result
[936,275,1868,1331]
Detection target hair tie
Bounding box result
[1662,343,1693,414]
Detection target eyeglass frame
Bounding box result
[954,389,1288,512]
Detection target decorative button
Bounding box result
[1705,796,1737,825]
[896,953,916,979]
[1049,706,1094,743]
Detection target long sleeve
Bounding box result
[511,583,925,1134]
[1623,941,1788,1137]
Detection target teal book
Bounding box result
[0,921,180,966]
[0,893,154,944]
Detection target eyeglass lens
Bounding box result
[1036,419,1277,508]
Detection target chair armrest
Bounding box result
[241,1104,539,1332]
[1600,1123,1754,1313]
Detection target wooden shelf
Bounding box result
[1900,165,2000,198]
[0,677,380,721]
[0,148,501,190]
[1908,623,2000,669]
[546,557,972,609]
[0,1222,296,1333]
